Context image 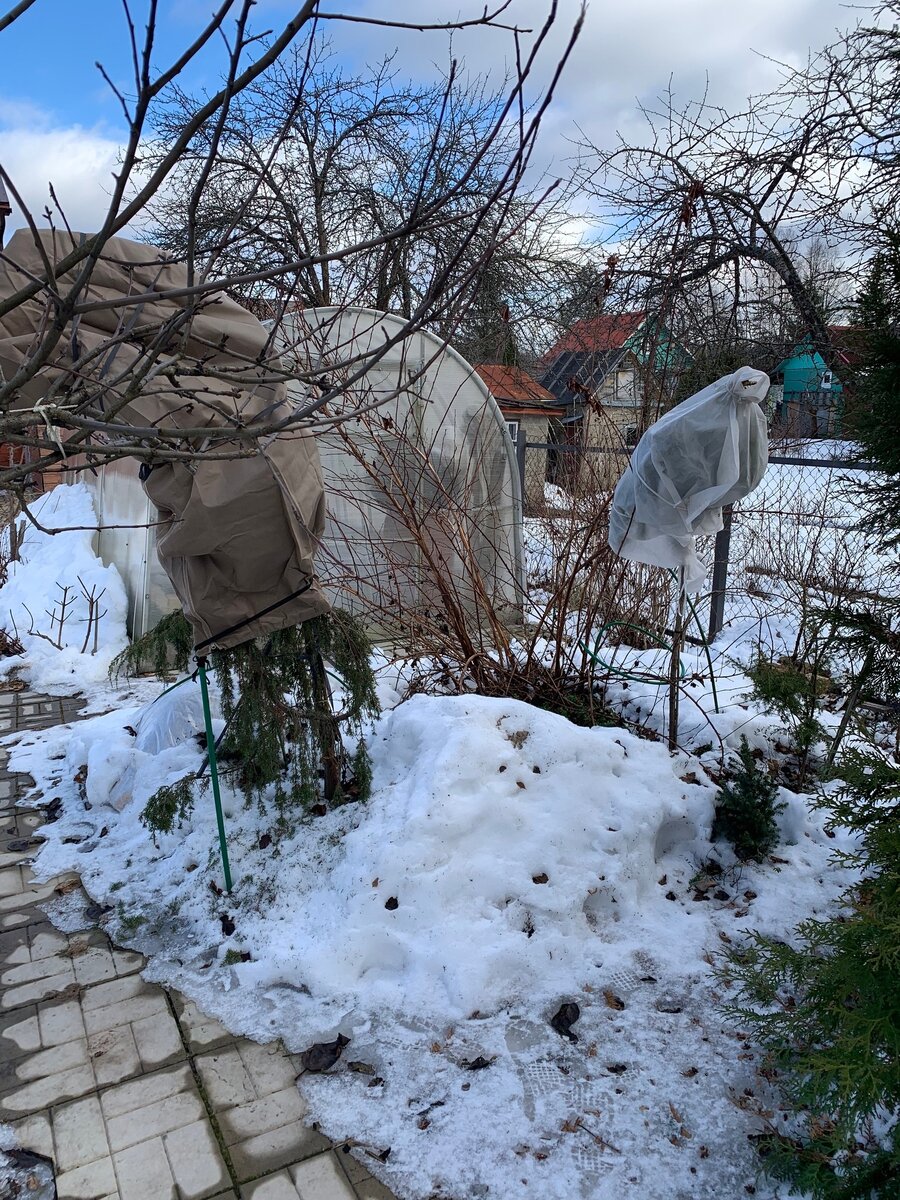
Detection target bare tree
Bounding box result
[576,3,899,376]
[148,40,592,370]
[0,0,583,501]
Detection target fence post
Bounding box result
[707,503,733,643]
[516,435,527,508]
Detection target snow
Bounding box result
[731,454,895,611]
[0,484,128,694]
[9,684,853,1200]
[0,455,881,1199]
[0,1122,54,1200]
[543,482,571,510]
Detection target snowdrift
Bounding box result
[0,485,128,693]
[10,690,848,1200]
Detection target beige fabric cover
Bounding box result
[0,229,329,648]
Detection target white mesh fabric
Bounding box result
[608,366,770,591]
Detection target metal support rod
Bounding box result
[668,568,686,753]
[196,656,233,894]
[707,504,733,643]
[515,432,527,504]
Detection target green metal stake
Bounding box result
[196,656,233,894]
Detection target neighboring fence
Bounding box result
[517,437,883,642]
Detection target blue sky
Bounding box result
[0,0,857,233]
[1,0,272,128]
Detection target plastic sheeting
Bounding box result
[134,680,211,756]
[608,366,769,591]
[277,307,524,630]
[0,230,330,650]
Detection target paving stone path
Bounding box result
[0,688,398,1200]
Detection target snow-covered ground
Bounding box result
[0,485,128,695]
[0,1122,54,1199]
[0,466,886,1200]
[730,449,896,617]
[9,686,853,1200]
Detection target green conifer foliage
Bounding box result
[712,736,786,862]
[210,612,380,814]
[110,609,194,680]
[116,608,379,833]
[850,232,900,549]
[140,776,196,835]
[748,651,829,788]
[722,750,900,1198]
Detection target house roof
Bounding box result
[827,325,864,369]
[540,347,628,406]
[474,362,558,405]
[774,326,864,394]
[544,311,646,359]
[776,326,863,373]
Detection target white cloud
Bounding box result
[0,0,862,240]
[334,0,856,169]
[1,109,125,233]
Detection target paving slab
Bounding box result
[0,687,403,1200]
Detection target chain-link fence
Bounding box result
[721,449,890,633]
[518,436,885,643]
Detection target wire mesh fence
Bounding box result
[721,447,891,631]
[519,435,885,646]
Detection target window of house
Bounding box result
[616,370,632,402]
[506,420,520,445]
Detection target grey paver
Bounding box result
[0,1061,96,1116]
[0,687,400,1200]
[106,1088,206,1153]
[245,1170,301,1198]
[0,1006,41,1059]
[99,1062,196,1121]
[290,1153,358,1200]
[218,1086,310,1148]
[336,1155,398,1200]
[130,1007,185,1070]
[229,1120,331,1185]
[11,1109,55,1161]
[52,1094,109,1172]
[55,1155,118,1200]
[170,995,233,1054]
[87,1023,142,1087]
[38,996,87,1047]
[111,1137,176,1199]
[163,1119,230,1198]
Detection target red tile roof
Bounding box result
[827,325,864,368]
[545,311,646,359]
[475,363,558,405]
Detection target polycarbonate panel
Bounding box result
[82,306,523,641]
[83,459,180,639]
[279,307,524,629]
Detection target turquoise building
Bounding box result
[771,329,853,436]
